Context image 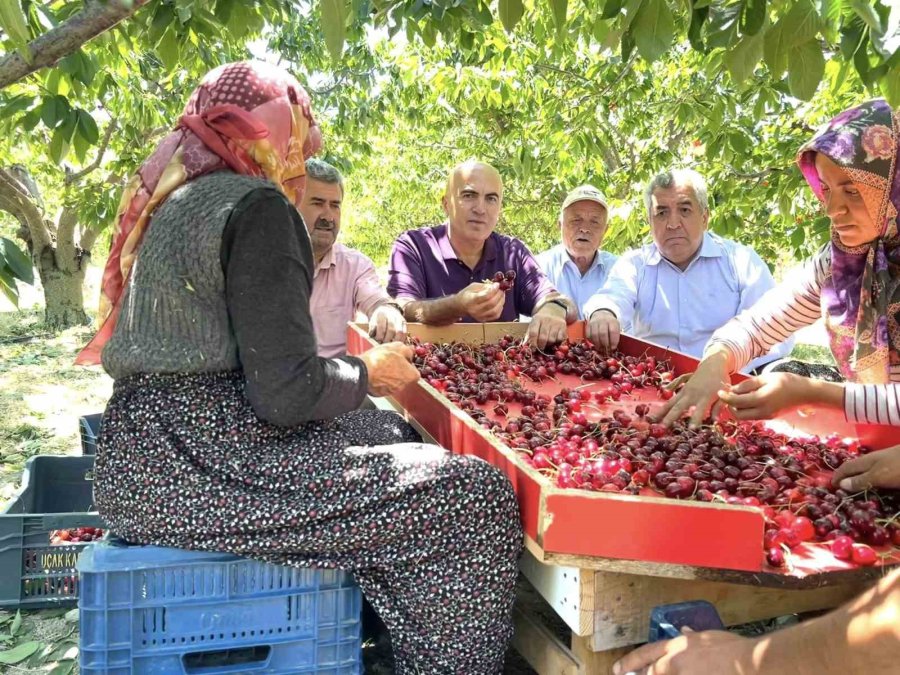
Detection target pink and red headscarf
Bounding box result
[77,61,321,365]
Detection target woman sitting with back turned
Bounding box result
[77,60,522,675]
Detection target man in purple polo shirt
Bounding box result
[387,160,576,348]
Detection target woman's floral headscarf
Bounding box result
[77,61,321,365]
[797,99,900,383]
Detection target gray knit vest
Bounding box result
[102,172,275,379]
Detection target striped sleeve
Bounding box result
[705,254,827,372]
[844,383,900,425]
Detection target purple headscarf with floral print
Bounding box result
[796,99,900,383]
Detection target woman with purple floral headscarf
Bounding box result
[657,98,900,430]
[612,97,900,675]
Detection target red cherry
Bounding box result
[851,545,877,566]
[831,536,854,560]
[766,547,786,567]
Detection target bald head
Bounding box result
[445,160,503,198]
[442,160,504,250]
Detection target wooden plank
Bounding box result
[589,569,874,651]
[520,547,593,637]
[512,606,580,675]
[531,546,898,590]
[570,634,630,675]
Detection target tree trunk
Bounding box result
[38,247,89,329]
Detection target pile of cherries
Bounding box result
[409,336,900,568]
[50,526,104,545]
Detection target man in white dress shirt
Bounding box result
[536,185,618,319]
[584,168,793,371]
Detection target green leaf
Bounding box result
[0,0,32,62]
[49,114,76,165]
[0,641,41,664]
[764,0,822,77]
[688,7,710,51]
[879,65,900,108]
[632,0,674,62]
[148,3,174,45]
[705,1,741,50]
[156,25,180,70]
[725,28,765,84]
[739,0,766,37]
[0,269,19,307]
[321,0,348,61]
[0,238,33,284]
[601,0,624,20]
[621,28,636,61]
[40,95,69,129]
[9,610,20,637]
[75,110,99,144]
[47,662,75,675]
[849,0,882,35]
[550,0,568,30]
[498,0,524,32]
[787,39,825,100]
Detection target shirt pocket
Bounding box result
[684,272,740,340]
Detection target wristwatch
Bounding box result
[546,298,569,313]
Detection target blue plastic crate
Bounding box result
[77,541,362,674]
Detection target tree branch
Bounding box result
[65,118,118,186]
[0,166,53,254]
[55,205,79,273]
[0,0,152,90]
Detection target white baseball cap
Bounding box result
[561,184,608,212]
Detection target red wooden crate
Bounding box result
[347,322,897,574]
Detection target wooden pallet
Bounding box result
[513,536,874,674]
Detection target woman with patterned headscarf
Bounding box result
[79,61,522,674]
[658,98,900,432]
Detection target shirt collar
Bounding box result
[646,232,722,267]
[562,246,608,273]
[315,245,337,274]
[436,222,497,265]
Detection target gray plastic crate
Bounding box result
[0,455,105,608]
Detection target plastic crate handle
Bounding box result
[182,645,272,673]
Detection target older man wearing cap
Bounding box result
[536,185,617,319]
[388,159,577,348]
[584,168,793,371]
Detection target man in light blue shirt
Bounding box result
[536,185,618,319]
[584,169,793,372]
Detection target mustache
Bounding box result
[313,218,336,231]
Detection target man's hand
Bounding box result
[832,445,900,492]
[613,629,753,675]
[526,302,568,350]
[359,342,420,397]
[586,309,620,352]
[655,351,731,428]
[456,282,505,322]
[716,372,812,421]
[368,304,407,344]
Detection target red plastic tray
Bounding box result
[347,322,898,574]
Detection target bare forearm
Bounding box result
[401,295,463,325]
[803,378,845,411]
[750,569,900,674]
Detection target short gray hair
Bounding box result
[305,158,344,194]
[643,168,709,216]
